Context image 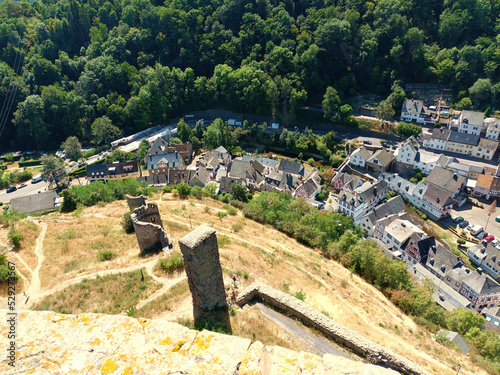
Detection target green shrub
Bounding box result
[97,250,117,261]
[294,290,306,301]
[307,158,315,166]
[8,228,23,248]
[157,252,184,274]
[122,211,134,233]
[457,238,466,245]
[161,185,172,193]
[190,185,202,198]
[227,206,237,215]
[216,211,227,221]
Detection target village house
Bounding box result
[337,180,388,222]
[426,166,466,205]
[473,138,499,161]
[456,110,485,136]
[412,152,450,176]
[240,155,280,175]
[278,158,305,176]
[400,99,426,124]
[167,169,194,185]
[372,212,412,240]
[165,142,193,162]
[188,167,211,188]
[214,146,232,165]
[485,118,500,141]
[359,195,406,236]
[147,152,185,175]
[381,218,425,252]
[349,146,372,169]
[333,172,362,192]
[422,128,450,151]
[468,243,500,281]
[293,178,321,200]
[87,164,108,182]
[107,160,141,181]
[445,131,480,156]
[365,149,394,173]
[393,137,419,175]
[197,151,220,173]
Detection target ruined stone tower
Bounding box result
[178,225,227,313]
[126,194,147,210]
[128,196,174,255]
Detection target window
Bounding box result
[447,276,451,282]
[455,282,460,287]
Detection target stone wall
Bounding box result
[0,309,398,374]
[131,203,173,254]
[126,194,147,210]
[178,225,227,312]
[237,281,432,375]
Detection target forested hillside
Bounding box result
[1,0,500,150]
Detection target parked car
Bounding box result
[453,216,464,223]
[491,239,499,247]
[477,231,488,239]
[6,186,17,193]
[496,216,500,223]
[17,183,27,189]
[459,220,469,229]
[467,223,474,229]
[363,140,372,145]
[495,243,500,250]
[484,235,495,243]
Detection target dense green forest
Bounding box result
[1,0,500,150]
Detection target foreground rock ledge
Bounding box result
[0,309,397,374]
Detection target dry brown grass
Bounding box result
[1,196,486,375]
[33,269,162,315]
[136,280,190,319]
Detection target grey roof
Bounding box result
[423,185,453,208]
[401,136,419,153]
[447,162,469,173]
[241,155,279,168]
[278,159,305,176]
[430,128,451,141]
[351,146,371,161]
[229,160,251,179]
[280,172,302,192]
[214,146,228,154]
[335,173,362,191]
[461,110,485,127]
[87,164,107,178]
[436,330,471,355]
[419,239,463,277]
[148,152,184,170]
[189,167,211,186]
[361,195,406,225]
[485,117,500,132]
[10,191,56,214]
[297,178,320,198]
[447,131,480,146]
[469,243,500,267]
[339,180,387,208]
[367,149,394,167]
[402,99,424,115]
[478,138,499,151]
[146,136,168,159]
[426,166,466,195]
[463,270,500,296]
[469,164,484,174]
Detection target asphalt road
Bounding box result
[449,201,500,240]
[0,180,50,204]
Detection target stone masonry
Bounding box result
[237,281,432,375]
[126,194,147,210]
[178,225,227,313]
[131,202,173,255]
[0,309,399,374]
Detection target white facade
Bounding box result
[382,219,425,251]
[349,148,369,168]
[458,111,485,136]
[485,118,500,141]
[396,143,417,165]
[400,99,425,124]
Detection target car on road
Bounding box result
[6,186,17,193]
[363,140,372,145]
[484,235,495,243]
[17,183,27,189]
[453,216,464,223]
[459,220,469,229]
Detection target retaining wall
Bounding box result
[236,281,431,375]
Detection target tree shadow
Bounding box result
[193,305,232,335]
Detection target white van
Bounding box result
[31,174,42,184]
[469,224,483,236]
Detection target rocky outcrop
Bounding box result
[179,225,227,312]
[237,281,431,375]
[0,309,397,374]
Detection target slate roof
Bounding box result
[351,146,372,161]
[401,136,419,153]
[189,167,211,186]
[426,166,466,196]
[463,270,500,296]
[214,146,228,154]
[10,191,56,214]
[107,160,140,176]
[278,159,305,176]
[361,195,406,225]
[229,160,251,179]
[197,151,219,169]
[280,172,302,192]
[461,110,485,126]
[468,243,500,268]
[385,219,424,243]
[420,240,463,277]
[335,172,362,191]
[240,155,279,168]
[339,180,387,208]
[423,185,453,208]
[148,153,184,170]
[447,131,480,146]
[485,117,500,132]
[366,149,394,167]
[402,99,424,115]
[478,138,499,151]
[297,178,320,198]
[146,136,169,160]
[87,164,108,178]
[430,128,451,141]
